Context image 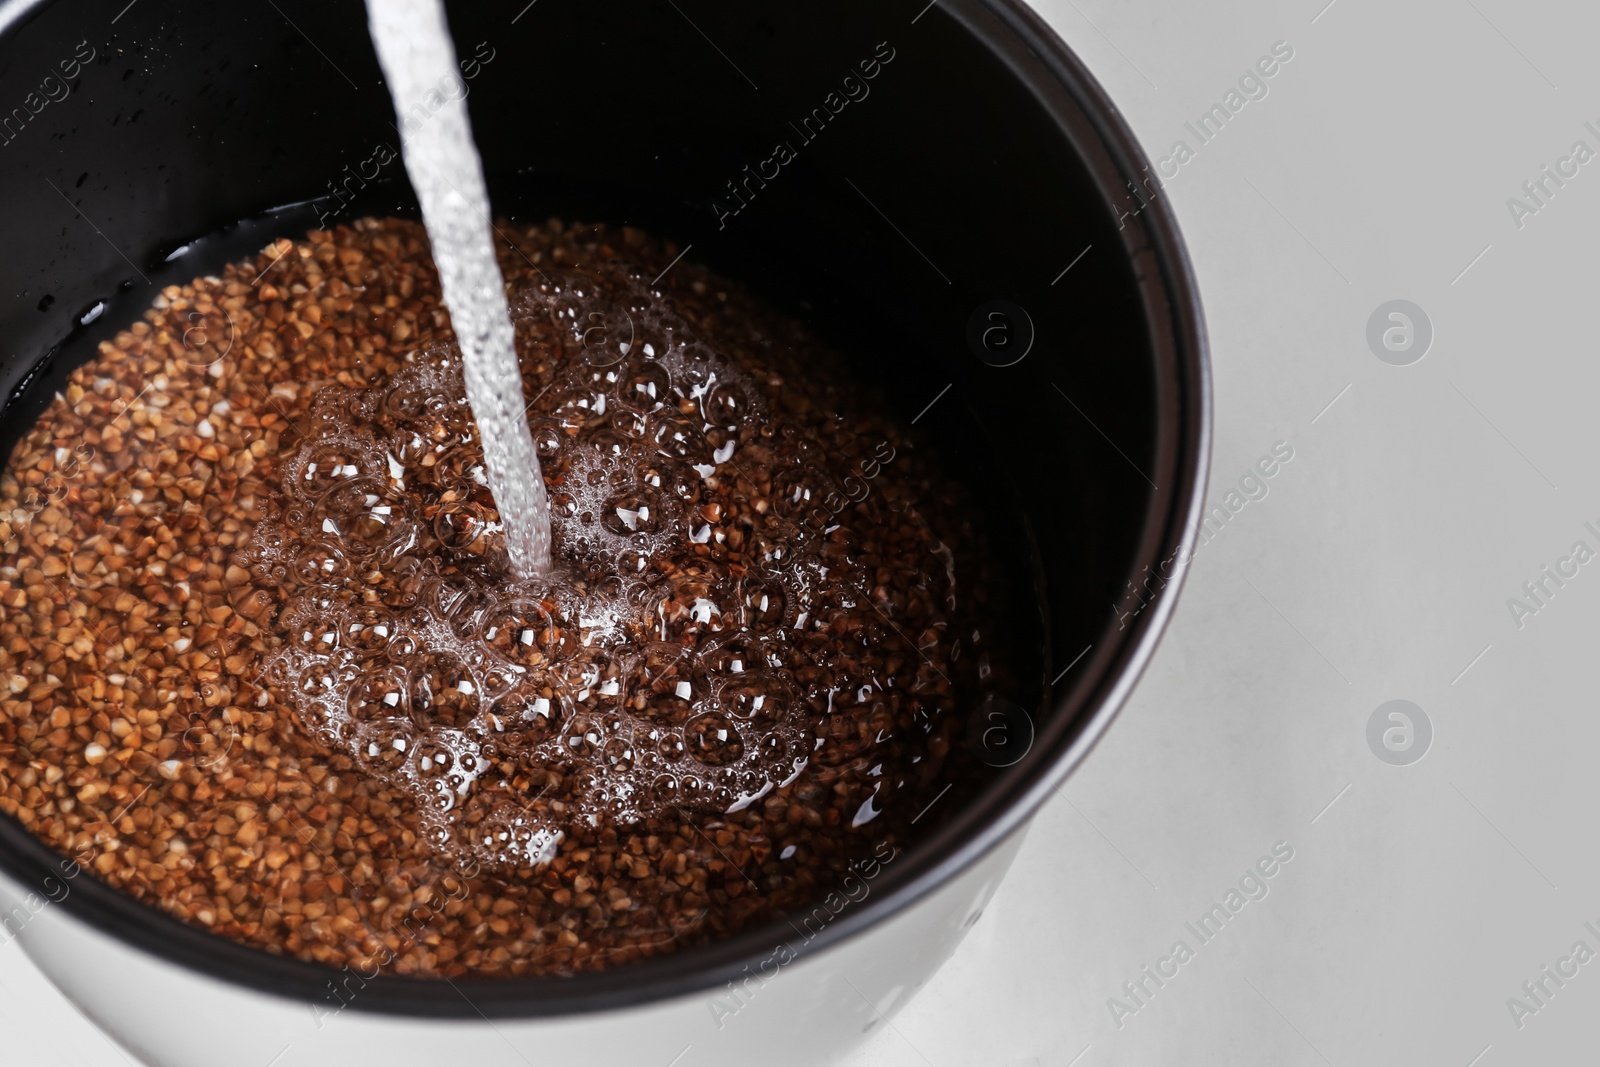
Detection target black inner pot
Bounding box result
[0,0,1207,1016]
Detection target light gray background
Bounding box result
[5,0,1596,1063]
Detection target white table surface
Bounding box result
[7,0,1597,1063]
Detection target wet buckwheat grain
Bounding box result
[0,217,1005,977]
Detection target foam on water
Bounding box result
[366,0,551,578]
[240,268,831,869]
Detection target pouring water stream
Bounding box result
[366,0,552,579]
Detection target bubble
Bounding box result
[564,714,602,758]
[348,667,409,720]
[580,426,634,464]
[479,664,522,700]
[602,736,635,771]
[438,586,492,639]
[771,469,824,520]
[550,490,579,520]
[718,671,796,725]
[381,557,428,610]
[409,653,480,728]
[665,467,702,508]
[647,416,709,464]
[343,608,396,658]
[685,713,744,766]
[292,617,341,656]
[738,577,788,632]
[550,390,603,437]
[485,600,567,666]
[393,427,436,467]
[382,379,431,422]
[755,731,787,762]
[745,535,792,574]
[699,636,762,677]
[787,731,815,762]
[528,417,563,459]
[293,542,348,584]
[300,444,369,495]
[655,732,686,762]
[617,548,653,579]
[554,659,600,693]
[492,692,561,745]
[433,500,490,552]
[607,406,650,440]
[618,358,672,410]
[704,382,751,428]
[317,479,408,557]
[656,575,725,642]
[551,281,635,372]
[628,642,694,724]
[601,489,663,536]
[676,341,717,389]
[591,651,630,695]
